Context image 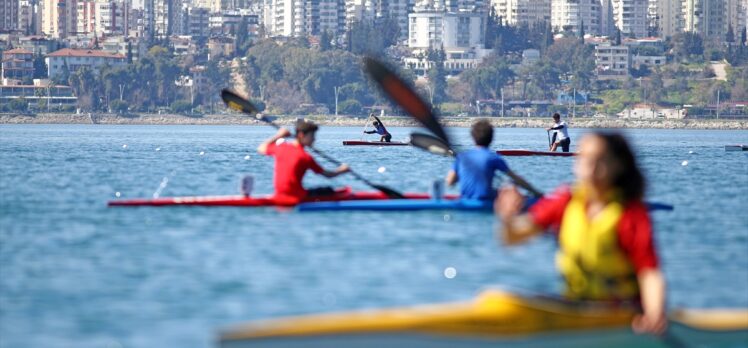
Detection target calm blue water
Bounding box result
[1,124,747,348]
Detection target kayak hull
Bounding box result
[725,144,748,151]
[298,199,490,212]
[219,290,748,348]
[497,150,576,157]
[108,188,450,207]
[343,141,409,146]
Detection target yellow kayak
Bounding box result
[219,290,748,348]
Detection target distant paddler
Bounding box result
[496,132,667,336]
[446,120,542,202]
[547,113,571,152]
[258,119,350,204]
[363,114,392,143]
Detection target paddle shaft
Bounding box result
[547,130,552,150]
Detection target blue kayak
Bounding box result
[297,199,673,212]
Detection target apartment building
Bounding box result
[42,0,77,38]
[551,0,602,35]
[1,0,19,32]
[45,48,126,78]
[595,44,630,78]
[490,0,551,26]
[19,0,43,35]
[1,48,35,80]
[612,0,648,37]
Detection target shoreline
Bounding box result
[1,113,747,130]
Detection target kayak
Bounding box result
[107,187,451,207]
[725,144,747,151]
[498,150,577,157]
[218,289,748,348]
[298,198,492,212]
[298,199,674,212]
[343,140,409,146]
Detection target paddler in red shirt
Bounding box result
[257,119,350,204]
[496,132,667,335]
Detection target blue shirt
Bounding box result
[453,147,510,201]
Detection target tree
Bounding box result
[8,98,29,112]
[726,24,735,44]
[170,100,192,113]
[126,42,133,64]
[338,99,362,115]
[32,50,48,78]
[615,29,622,45]
[426,47,447,106]
[110,99,129,113]
[319,31,332,51]
[235,17,250,56]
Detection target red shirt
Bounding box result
[529,187,659,274]
[265,141,323,202]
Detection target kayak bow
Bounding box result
[219,289,748,348]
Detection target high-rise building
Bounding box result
[612,0,648,37]
[19,0,43,34]
[726,0,746,41]
[144,0,181,38]
[490,0,551,26]
[265,0,346,37]
[551,0,602,35]
[683,0,726,38]
[1,0,20,32]
[76,0,131,36]
[42,0,77,38]
[651,0,682,38]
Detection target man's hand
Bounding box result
[277,128,291,138]
[337,164,350,174]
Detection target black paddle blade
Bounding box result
[221,89,259,115]
[364,58,451,145]
[371,184,405,199]
[410,132,455,157]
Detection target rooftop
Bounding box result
[46,48,126,59]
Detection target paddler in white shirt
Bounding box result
[547,113,571,152]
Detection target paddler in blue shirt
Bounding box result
[446,120,542,201]
[363,115,392,142]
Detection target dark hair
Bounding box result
[470,119,493,146]
[596,132,646,202]
[295,119,319,135]
[553,113,561,121]
[373,121,380,126]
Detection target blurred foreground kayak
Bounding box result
[219,289,747,348]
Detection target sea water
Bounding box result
[1,124,747,347]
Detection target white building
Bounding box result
[264,0,346,37]
[18,0,42,35]
[45,48,126,79]
[408,10,485,49]
[612,0,648,38]
[490,0,550,26]
[76,0,131,37]
[683,0,726,39]
[651,0,682,38]
[595,44,630,78]
[42,0,77,38]
[551,0,602,35]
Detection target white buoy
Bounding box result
[156,147,161,151]
[122,144,127,149]
[244,155,251,160]
[377,166,386,173]
[444,267,457,279]
[681,160,689,166]
[199,151,205,156]
[115,191,121,197]
[688,151,694,154]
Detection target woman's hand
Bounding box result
[632,312,667,335]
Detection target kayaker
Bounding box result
[257,119,350,203]
[445,119,542,201]
[364,115,392,142]
[496,132,667,335]
[547,113,571,152]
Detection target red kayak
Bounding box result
[342,141,409,146]
[497,150,577,157]
[108,187,457,207]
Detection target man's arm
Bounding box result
[445,170,458,186]
[258,128,291,154]
[505,170,543,197]
[364,130,376,134]
[319,164,350,178]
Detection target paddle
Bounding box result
[364,58,449,144]
[547,130,552,150]
[220,89,405,199]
